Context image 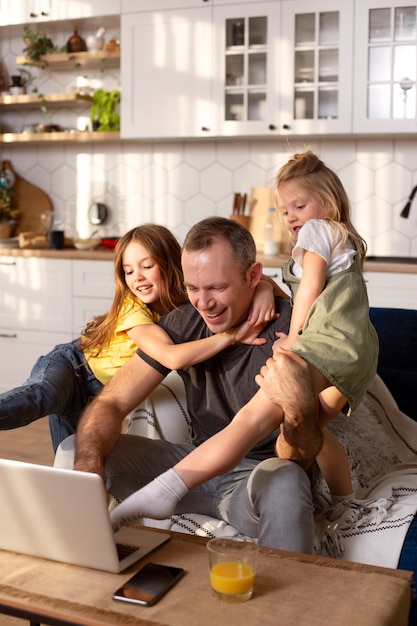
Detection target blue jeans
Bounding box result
[0,340,103,451]
[104,434,315,552]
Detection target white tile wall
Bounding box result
[1,29,417,255]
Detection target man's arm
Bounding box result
[255,350,322,468]
[74,354,164,479]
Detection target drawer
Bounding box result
[72,260,114,299]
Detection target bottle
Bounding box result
[263,207,279,256]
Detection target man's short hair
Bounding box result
[183,217,256,275]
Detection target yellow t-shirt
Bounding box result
[83,296,161,385]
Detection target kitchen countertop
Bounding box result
[0,247,417,274]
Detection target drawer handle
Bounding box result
[0,333,18,338]
[0,261,17,266]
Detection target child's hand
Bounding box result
[248,279,278,326]
[272,331,292,353]
[228,319,271,346]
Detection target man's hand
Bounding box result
[255,350,322,469]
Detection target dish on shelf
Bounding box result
[73,238,101,251]
[101,237,119,250]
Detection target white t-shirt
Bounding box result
[291,219,356,279]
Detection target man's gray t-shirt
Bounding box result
[136,296,291,461]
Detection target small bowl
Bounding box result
[73,238,101,251]
[101,237,119,250]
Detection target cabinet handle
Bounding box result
[201,126,210,132]
[29,12,38,17]
[282,124,290,130]
[41,11,49,16]
[0,333,17,338]
[0,260,17,266]
[268,124,276,131]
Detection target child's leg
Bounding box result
[110,389,283,530]
[315,385,353,499]
[175,388,283,488]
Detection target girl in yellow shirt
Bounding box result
[1,223,277,451]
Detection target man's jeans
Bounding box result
[90,433,315,553]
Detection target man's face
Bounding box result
[182,239,259,334]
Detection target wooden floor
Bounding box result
[0,419,55,625]
[0,417,54,466]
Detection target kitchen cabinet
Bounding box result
[353,0,417,133]
[279,0,354,135]
[363,270,417,308]
[72,259,114,335]
[121,7,213,138]
[0,0,120,26]
[0,256,72,392]
[0,257,114,392]
[212,3,281,136]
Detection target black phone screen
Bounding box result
[112,562,185,606]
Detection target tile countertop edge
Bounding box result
[0,248,417,274]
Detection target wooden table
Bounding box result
[0,531,412,626]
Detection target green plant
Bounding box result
[22,25,58,67]
[90,89,121,131]
[0,163,17,223]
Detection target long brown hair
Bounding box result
[275,150,367,266]
[80,224,186,355]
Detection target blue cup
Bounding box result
[50,230,64,250]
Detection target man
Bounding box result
[73,217,321,552]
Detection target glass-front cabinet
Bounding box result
[213,3,280,136]
[279,0,354,135]
[354,0,417,132]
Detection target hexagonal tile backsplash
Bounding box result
[2,137,417,257]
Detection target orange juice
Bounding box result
[210,561,255,595]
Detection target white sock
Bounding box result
[110,469,189,531]
[331,491,355,506]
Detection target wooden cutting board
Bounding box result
[3,160,53,235]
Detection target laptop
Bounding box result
[0,458,170,573]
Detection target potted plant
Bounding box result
[22,24,58,68]
[0,162,18,238]
[90,89,120,131]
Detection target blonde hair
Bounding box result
[275,150,367,266]
[80,224,186,355]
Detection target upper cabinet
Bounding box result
[279,0,354,135]
[121,6,213,139]
[0,0,120,26]
[212,3,281,136]
[354,0,417,133]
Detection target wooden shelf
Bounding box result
[0,131,120,143]
[0,92,92,107]
[15,50,120,70]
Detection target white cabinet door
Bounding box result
[279,0,354,135]
[122,0,203,11]
[353,0,417,134]
[72,259,114,336]
[262,266,291,298]
[120,7,213,138]
[0,329,72,393]
[0,0,120,24]
[48,0,121,21]
[364,271,417,308]
[0,257,72,332]
[212,2,281,136]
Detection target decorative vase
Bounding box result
[66,30,87,53]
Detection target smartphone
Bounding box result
[112,562,185,607]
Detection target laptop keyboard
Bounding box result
[116,542,139,561]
